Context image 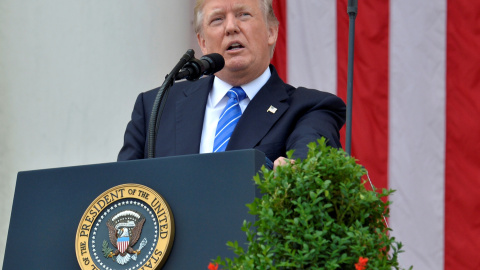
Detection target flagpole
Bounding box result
[345,0,357,155]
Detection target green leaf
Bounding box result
[213,139,411,270]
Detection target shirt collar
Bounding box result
[210,67,272,107]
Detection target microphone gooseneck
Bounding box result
[147,50,225,158]
[147,49,195,158]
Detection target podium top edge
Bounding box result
[17,149,266,175]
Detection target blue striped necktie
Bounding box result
[213,86,247,152]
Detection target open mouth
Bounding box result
[227,42,244,51]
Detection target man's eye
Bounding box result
[210,17,223,24]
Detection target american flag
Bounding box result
[271,1,480,269]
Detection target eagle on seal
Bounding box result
[106,210,145,258]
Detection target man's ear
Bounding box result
[197,33,208,55]
[267,23,279,47]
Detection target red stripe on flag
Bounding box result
[271,0,287,82]
[336,0,390,192]
[445,0,480,268]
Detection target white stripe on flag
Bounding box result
[389,0,446,269]
[287,0,337,95]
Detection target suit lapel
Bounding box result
[227,69,290,150]
[174,77,213,155]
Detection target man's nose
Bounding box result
[225,15,239,35]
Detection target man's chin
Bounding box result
[215,65,252,86]
[223,60,250,73]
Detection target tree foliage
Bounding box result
[214,138,411,269]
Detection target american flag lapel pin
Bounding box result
[267,105,277,114]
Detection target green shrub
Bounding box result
[214,138,411,270]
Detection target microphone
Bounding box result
[175,53,225,81]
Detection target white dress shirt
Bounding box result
[199,67,272,153]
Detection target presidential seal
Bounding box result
[75,184,174,270]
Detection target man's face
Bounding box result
[197,0,278,86]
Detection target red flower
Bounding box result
[355,257,369,270]
[208,262,219,270]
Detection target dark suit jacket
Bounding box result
[118,66,346,162]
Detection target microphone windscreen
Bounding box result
[200,53,225,75]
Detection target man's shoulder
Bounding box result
[281,86,345,113]
[287,85,340,101]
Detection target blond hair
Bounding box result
[193,0,279,34]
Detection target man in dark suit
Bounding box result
[118,0,346,169]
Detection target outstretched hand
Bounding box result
[273,156,295,171]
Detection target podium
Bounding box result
[3,149,265,269]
